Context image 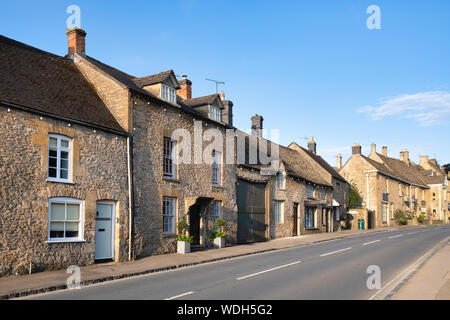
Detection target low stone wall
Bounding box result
[345,209,368,231]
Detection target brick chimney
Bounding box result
[66,27,86,58]
[382,146,387,157]
[251,114,263,137]
[177,78,192,99]
[352,143,361,155]
[337,154,342,169]
[308,136,317,154]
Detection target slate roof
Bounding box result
[180,94,221,108]
[133,70,178,88]
[300,147,347,183]
[0,35,125,133]
[363,153,431,187]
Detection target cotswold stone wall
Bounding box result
[0,107,129,276]
[131,96,238,258]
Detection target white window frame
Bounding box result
[163,137,177,179]
[274,201,284,223]
[161,84,176,104]
[162,197,176,235]
[212,150,222,186]
[277,172,286,190]
[213,200,222,231]
[47,198,84,243]
[209,105,222,122]
[47,134,72,183]
[305,206,315,229]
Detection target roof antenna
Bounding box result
[205,78,225,94]
[176,74,188,80]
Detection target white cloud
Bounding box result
[357,91,450,126]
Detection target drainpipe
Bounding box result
[127,136,134,261]
[439,185,442,221]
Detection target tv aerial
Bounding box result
[206,78,225,94]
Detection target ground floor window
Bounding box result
[163,197,176,234]
[382,203,388,223]
[305,206,315,229]
[48,198,83,241]
[274,201,284,223]
[213,200,222,230]
[335,207,340,222]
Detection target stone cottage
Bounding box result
[0,34,131,276]
[68,28,238,257]
[339,143,448,228]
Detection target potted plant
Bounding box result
[210,218,227,249]
[177,219,193,254]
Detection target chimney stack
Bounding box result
[382,146,387,157]
[251,114,263,138]
[337,154,342,169]
[352,143,361,155]
[420,155,429,167]
[400,150,405,161]
[66,27,86,58]
[370,143,376,155]
[177,78,192,99]
[220,92,234,126]
[403,149,410,164]
[308,136,317,154]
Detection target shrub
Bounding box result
[177,219,193,242]
[210,218,228,240]
[177,234,194,243]
[394,209,407,225]
[417,214,425,224]
[349,183,363,209]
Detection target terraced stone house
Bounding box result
[339,143,449,228]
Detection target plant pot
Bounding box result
[213,237,225,249]
[177,241,191,254]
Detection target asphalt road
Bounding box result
[26,225,450,300]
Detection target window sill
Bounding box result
[212,184,223,189]
[305,228,319,231]
[46,239,86,244]
[163,177,180,183]
[162,234,177,238]
[47,179,75,185]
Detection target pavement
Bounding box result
[391,237,450,300]
[0,226,396,300]
[6,224,449,300]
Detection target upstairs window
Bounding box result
[321,189,326,200]
[277,172,286,190]
[209,105,222,122]
[163,137,176,179]
[307,185,314,198]
[212,150,222,186]
[48,134,72,182]
[161,84,176,104]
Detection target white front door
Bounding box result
[95,203,114,260]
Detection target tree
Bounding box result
[349,182,363,209]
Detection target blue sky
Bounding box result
[1,0,449,166]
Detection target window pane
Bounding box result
[48,168,57,178]
[60,151,69,160]
[60,159,68,170]
[65,222,79,237]
[49,150,57,158]
[61,139,69,148]
[60,169,68,179]
[50,222,64,238]
[51,203,65,220]
[49,137,58,148]
[49,157,57,168]
[66,204,79,220]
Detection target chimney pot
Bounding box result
[177,78,192,99]
[66,27,87,58]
